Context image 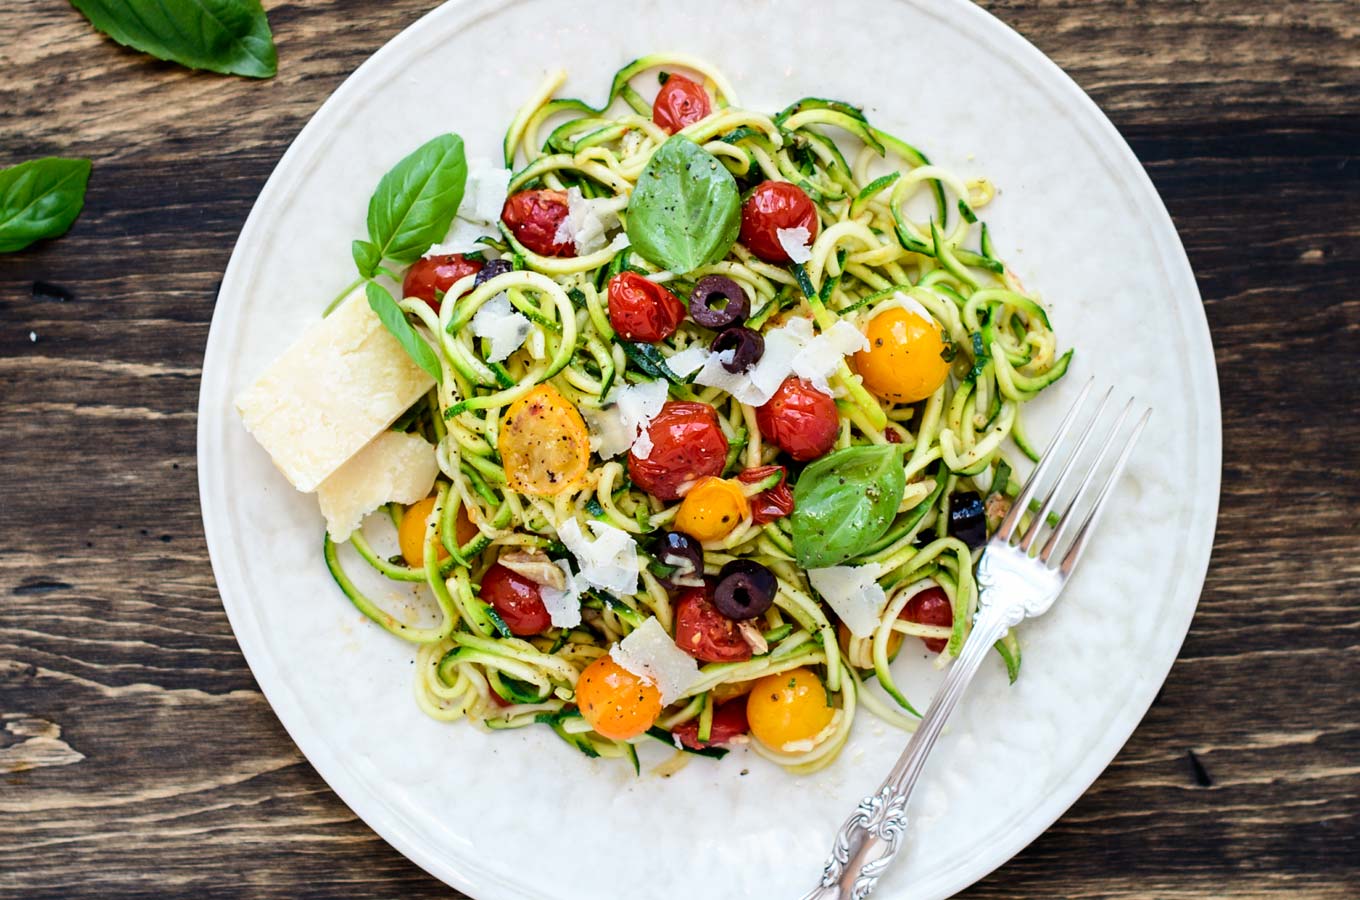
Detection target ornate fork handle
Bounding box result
[803,601,1022,900]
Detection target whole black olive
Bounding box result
[713,559,776,620]
[948,491,987,548]
[655,531,704,589]
[711,325,765,373]
[688,275,750,329]
[474,258,513,286]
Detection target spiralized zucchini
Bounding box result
[325,56,1070,773]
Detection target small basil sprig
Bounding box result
[792,445,906,568]
[69,0,276,79]
[365,282,443,385]
[0,158,92,254]
[625,135,740,274]
[353,134,468,278]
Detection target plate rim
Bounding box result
[197,1,1222,897]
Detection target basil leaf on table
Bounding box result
[366,282,443,385]
[792,445,907,568]
[0,158,92,254]
[625,135,740,274]
[363,134,468,274]
[68,0,276,78]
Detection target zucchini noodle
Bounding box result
[325,56,1070,773]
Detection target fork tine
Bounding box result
[1017,388,1113,553]
[1036,398,1132,560]
[995,378,1094,542]
[1045,406,1152,575]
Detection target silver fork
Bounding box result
[803,381,1151,900]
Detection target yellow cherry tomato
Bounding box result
[674,476,750,542]
[398,497,478,568]
[576,655,662,740]
[853,306,950,404]
[498,384,590,496]
[746,667,835,752]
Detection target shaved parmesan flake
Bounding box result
[776,226,813,264]
[554,187,624,255]
[466,161,511,225]
[470,294,532,362]
[426,216,496,257]
[891,291,934,324]
[557,518,639,597]
[632,427,655,460]
[808,562,887,638]
[664,345,709,378]
[610,617,701,704]
[693,316,862,405]
[316,431,437,541]
[792,320,869,393]
[539,559,583,628]
[585,379,668,459]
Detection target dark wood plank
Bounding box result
[1,1,1357,898]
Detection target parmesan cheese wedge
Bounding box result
[235,292,435,492]
[316,430,438,541]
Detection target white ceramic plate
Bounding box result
[198,1,1220,897]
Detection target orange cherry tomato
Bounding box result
[401,253,483,310]
[577,654,662,740]
[398,497,477,568]
[746,667,835,752]
[853,306,950,404]
[674,476,750,542]
[501,189,575,257]
[498,384,591,496]
[652,73,712,135]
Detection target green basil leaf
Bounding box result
[0,158,92,254]
[365,281,443,385]
[792,445,906,568]
[69,0,276,78]
[625,135,740,273]
[365,134,467,270]
[352,239,380,278]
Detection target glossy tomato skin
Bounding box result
[652,73,712,135]
[607,271,686,342]
[674,583,752,663]
[402,254,483,309]
[739,181,819,263]
[670,698,750,750]
[756,377,840,462]
[501,189,575,257]
[901,586,953,653]
[737,465,794,524]
[629,401,729,501]
[480,563,552,636]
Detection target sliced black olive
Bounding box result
[474,258,513,286]
[713,559,776,620]
[654,531,704,589]
[948,491,987,548]
[688,275,749,329]
[711,325,765,373]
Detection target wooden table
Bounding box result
[2,2,1357,897]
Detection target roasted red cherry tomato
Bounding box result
[607,271,686,342]
[737,465,795,524]
[479,563,552,636]
[739,181,819,264]
[671,698,750,750]
[674,583,752,663]
[652,73,713,135]
[402,253,483,310]
[628,401,729,501]
[756,377,840,462]
[501,189,574,257]
[900,586,953,653]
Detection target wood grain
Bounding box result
[1,1,1357,897]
